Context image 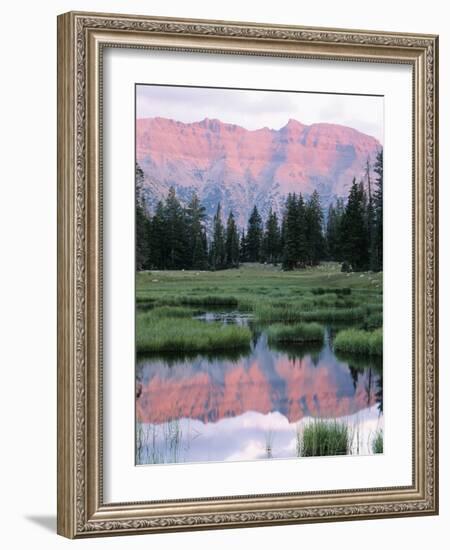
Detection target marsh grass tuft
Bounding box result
[334,328,383,355]
[254,303,366,323]
[266,322,324,344]
[179,295,239,307]
[372,429,384,454]
[297,419,351,457]
[136,313,251,353]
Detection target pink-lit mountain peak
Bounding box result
[136,116,381,226]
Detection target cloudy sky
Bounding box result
[136,84,384,143]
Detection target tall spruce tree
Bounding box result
[296,194,308,266]
[282,193,299,270]
[340,178,370,271]
[372,148,383,272]
[148,200,166,269]
[210,202,226,270]
[262,208,281,264]
[135,163,151,271]
[364,158,377,271]
[326,203,338,260]
[246,206,263,262]
[239,229,248,263]
[225,211,240,268]
[186,192,208,270]
[305,190,325,266]
[325,198,346,262]
[164,186,189,269]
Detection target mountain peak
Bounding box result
[197,117,224,131]
[136,116,381,227]
[283,118,306,130]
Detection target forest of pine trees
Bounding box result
[136,149,383,273]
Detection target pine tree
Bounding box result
[246,206,263,262]
[225,211,240,268]
[164,186,189,269]
[372,149,383,272]
[326,203,338,260]
[305,190,325,266]
[326,198,345,261]
[239,229,248,263]
[135,162,151,271]
[186,192,208,270]
[282,193,299,270]
[192,229,209,270]
[148,200,166,269]
[210,202,226,270]
[262,208,281,264]
[340,178,370,271]
[296,194,308,266]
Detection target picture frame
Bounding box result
[57,11,439,538]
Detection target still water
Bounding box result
[136,313,383,465]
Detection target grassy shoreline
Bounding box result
[136,263,383,354]
[136,313,252,353]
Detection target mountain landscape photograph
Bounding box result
[135,84,384,465]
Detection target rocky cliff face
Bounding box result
[136,116,381,226]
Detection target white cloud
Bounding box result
[136,84,384,143]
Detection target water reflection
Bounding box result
[136,316,383,465]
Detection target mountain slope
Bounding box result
[136,116,381,226]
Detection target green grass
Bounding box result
[365,311,383,329]
[334,328,383,355]
[254,303,366,323]
[137,263,382,304]
[372,430,384,454]
[147,305,196,318]
[179,295,239,307]
[297,419,351,457]
[136,263,383,354]
[266,322,324,344]
[136,313,252,353]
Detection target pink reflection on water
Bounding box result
[136,347,380,425]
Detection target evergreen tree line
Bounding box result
[136,149,383,272]
[326,149,383,272]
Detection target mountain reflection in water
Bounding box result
[136,320,383,465]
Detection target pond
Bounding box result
[135,311,383,465]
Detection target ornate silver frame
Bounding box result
[57,11,439,538]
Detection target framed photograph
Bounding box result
[57,11,439,538]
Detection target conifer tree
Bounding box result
[210,202,226,270]
[262,208,281,264]
[246,205,263,262]
[186,192,208,270]
[149,200,166,269]
[282,193,299,270]
[239,229,248,263]
[296,194,308,266]
[372,149,383,271]
[340,178,370,271]
[164,187,189,269]
[225,211,240,268]
[305,190,325,266]
[135,163,151,270]
[325,198,345,262]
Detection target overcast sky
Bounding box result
[136,84,384,143]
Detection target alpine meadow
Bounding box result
[135,85,384,465]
